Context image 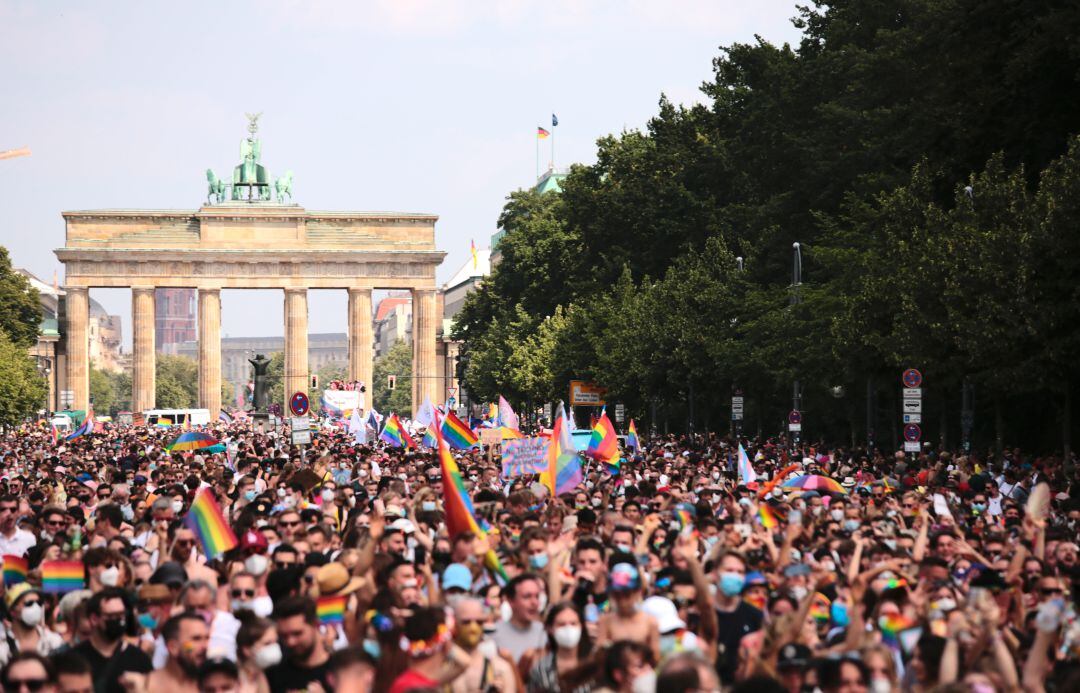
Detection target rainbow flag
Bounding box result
[41,561,84,593]
[317,595,347,625]
[471,239,478,270]
[673,503,696,533]
[441,411,479,450]
[737,443,757,484]
[379,413,415,448]
[2,555,28,586]
[540,404,583,496]
[537,126,550,138]
[879,613,918,648]
[421,427,437,449]
[49,423,59,445]
[626,419,640,451]
[810,592,831,622]
[483,403,498,425]
[498,396,519,430]
[434,411,507,581]
[882,577,908,590]
[586,409,620,465]
[500,427,525,440]
[66,408,95,441]
[758,504,780,529]
[185,488,238,559]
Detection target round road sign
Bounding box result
[902,368,923,389]
[903,423,922,442]
[289,391,310,417]
[788,410,802,425]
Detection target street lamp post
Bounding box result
[790,242,803,446]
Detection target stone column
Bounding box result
[283,288,309,411]
[64,287,90,411]
[348,288,373,410]
[131,287,156,412]
[411,289,438,416]
[198,288,222,415]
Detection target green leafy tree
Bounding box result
[0,248,42,350]
[0,331,47,425]
[372,341,412,414]
[89,366,131,415]
[155,355,198,409]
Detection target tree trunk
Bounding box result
[994,396,1004,460]
[1064,386,1073,474]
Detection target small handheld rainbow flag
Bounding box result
[540,405,583,497]
[587,410,621,469]
[379,413,415,449]
[66,408,95,441]
[185,488,238,559]
[758,504,780,529]
[441,411,479,450]
[41,561,84,593]
[673,503,697,535]
[317,595,347,625]
[879,613,918,648]
[3,555,28,586]
[626,419,640,451]
[810,592,831,622]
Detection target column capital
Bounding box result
[284,287,308,296]
[131,285,156,294]
[348,287,373,296]
[63,286,88,295]
[199,287,222,296]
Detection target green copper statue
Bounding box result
[205,114,294,205]
[205,169,228,204]
[231,113,272,201]
[275,171,294,203]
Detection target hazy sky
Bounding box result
[1,1,801,346]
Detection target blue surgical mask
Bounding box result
[831,601,849,627]
[719,571,745,597]
[421,501,436,512]
[529,553,549,570]
[972,503,986,513]
[244,490,257,502]
[362,638,381,660]
[843,520,860,533]
[138,613,158,631]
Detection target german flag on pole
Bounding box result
[537,127,550,139]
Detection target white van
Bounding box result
[50,414,73,432]
[143,408,212,427]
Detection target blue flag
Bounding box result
[552,113,558,127]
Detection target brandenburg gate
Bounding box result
[55,116,445,416]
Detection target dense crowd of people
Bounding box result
[0,416,1075,693]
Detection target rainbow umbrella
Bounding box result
[167,431,221,452]
[781,474,847,495]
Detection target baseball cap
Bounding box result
[442,563,472,592]
[609,563,641,592]
[777,643,811,669]
[239,530,269,552]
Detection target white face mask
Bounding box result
[99,566,120,587]
[19,603,43,627]
[631,669,657,693]
[790,585,808,600]
[254,642,283,669]
[500,600,513,622]
[244,553,269,576]
[231,599,254,613]
[171,500,184,514]
[553,625,582,649]
[321,488,335,502]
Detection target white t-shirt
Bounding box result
[0,529,36,558]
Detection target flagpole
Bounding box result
[551,127,555,172]
[535,134,539,182]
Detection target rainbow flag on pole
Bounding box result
[626,419,640,451]
[41,561,84,593]
[2,556,28,586]
[434,411,507,581]
[379,413,415,448]
[586,409,620,463]
[540,404,583,496]
[441,410,479,450]
[317,595,347,625]
[185,488,238,559]
[66,408,95,441]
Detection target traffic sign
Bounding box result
[902,388,922,398]
[447,387,457,398]
[903,413,922,424]
[289,391,310,417]
[788,410,802,425]
[788,423,802,432]
[902,368,923,389]
[903,423,922,442]
[614,403,625,423]
[902,399,923,414]
[903,441,920,453]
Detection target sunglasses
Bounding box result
[4,678,50,692]
[1041,587,1064,595]
[20,600,40,609]
[278,521,301,527]
[231,589,256,598]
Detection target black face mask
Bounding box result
[101,618,126,641]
